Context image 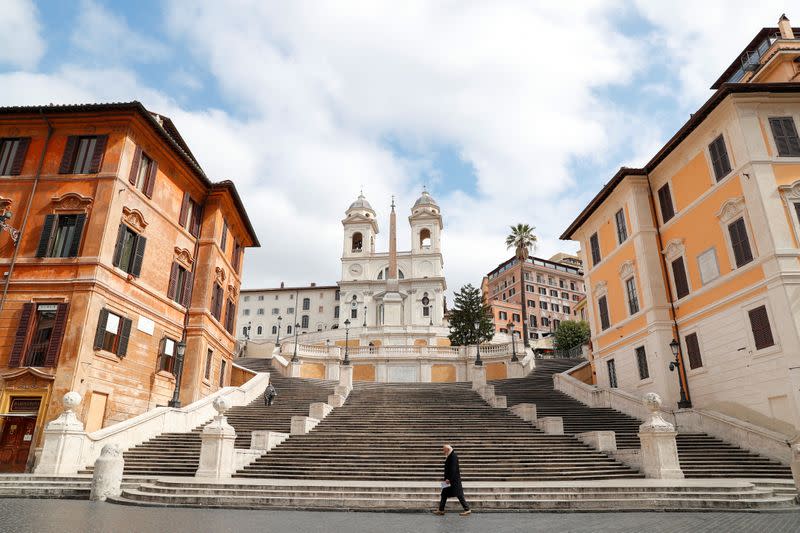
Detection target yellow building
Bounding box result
[561,16,800,436]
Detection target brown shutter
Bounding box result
[9,303,34,367]
[220,221,228,251]
[117,317,133,357]
[58,136,78,174]
[598,296,610,330]
[190,202,202,238]
[88,135,108,174]
[685,333,703,369]
[44,303,69,367]
[68,214,87,258]
[179,192,190,227]
[9,137,30,175]
[181,270,194,308]
[94,309,109,350]
[144,159,157,199]
[35,214,56,258]
[728,218,753,268]
[167,262,179,300]
[210,284,219,320]
[748,305,775,350]
[128,147,142,185]
[130,235,147,277]
[658,184,675,222]
[112,224,126,268]
[672,256,690,299]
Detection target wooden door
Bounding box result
[84,392,108,433]
[0,417,37,473]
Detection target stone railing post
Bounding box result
[90,444,124,501]
[195,397,237,479]
[471,364,486,390]
[36,392,87,475]
[637,393,684,479]
[510,403,537,423]
[339,364,353,391]
[791,443,800,497]
[508,360,524,378]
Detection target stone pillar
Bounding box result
[195,397,237,479]
[477,385,495,401]
[511,403,537,423]
[327,394,346,407]
[537,417,564,435]
[250,430,289,452]
[90,444,124,501]
[339,364,353,390]
[309,402,333,420]
[291,416,320,435]
[289,360,302,378]
[790,442,800,496]
[637,393,684,479]
[508,361,524,378]
[471,365,486,390]
[36,392,87,475]
[576,431,617,453]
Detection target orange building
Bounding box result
[0,102,258,472]
[562,16,800,436]
[482,254,585,342]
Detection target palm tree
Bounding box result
[506,224,538,347]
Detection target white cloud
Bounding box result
[0,0,45,69]
[71,0,168,63]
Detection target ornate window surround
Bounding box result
[121,206,147,233]
[662,238,692,301]
[715,196,757,271]
[779,180,800,245]
[618,259,642,316]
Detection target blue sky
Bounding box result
[1,1,795,295]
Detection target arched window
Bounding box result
[301,315,309,328]
[350,295,358,319]
[420,228,431,248]
[302,297,310,310]
[352,232,363,252]
[257,326,263,335]
[271,325,277,334]
[422,292,430,317]
[287,325,293,334]
[377,267,404,280]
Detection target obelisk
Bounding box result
[383,196,403,326]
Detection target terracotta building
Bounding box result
[482,253,585,342]
[0,102,258,472]
[561,16,800,436]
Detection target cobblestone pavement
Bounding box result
[0,499,798,533]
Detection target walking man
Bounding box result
[264,383,277,406]
[433,444,471,516]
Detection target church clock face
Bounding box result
[349,263,363,276]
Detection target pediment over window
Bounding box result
[715,197,746,224]
[174,247,194,269]
[215,266,226,284]
[227,284,238,299]
[52,193,93,213]
[121,206,148,232]
[618,260,636,280]
[592,280,608,298]
[662,238,686,262]
[778,180,800,199]
[0,196,11,211]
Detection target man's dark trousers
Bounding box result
[438,482,469,511]
[439,450,470,511]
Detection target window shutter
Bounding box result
[220,222,228,251]
[598,296,610,330]
[211,284,220,320]
[35,214,56,258]
[88,135,108,174]
[658,184,675,223]
[769,117,800,156]
[167,262,179,300]
[44,303,69,367]
[68,214,87,258]
[191,203,202,238]
[58,136,79,174]
[112,224,126,268]
[181,271,194,308]
[130,235,147,277]
[94,309,109,350]
[128,147,142,185]
[794,203,800,226]
[144,159,157,199]
[748,305,775,350]
[685,333,703,369]
[672,256,690,299]
[179,192,190,227]
[9,137,30,175]
[728,218,753,268]
[9,303,34,367]
[117,317,133,357]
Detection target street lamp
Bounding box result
[291,322,300,362]
[668,338,692,409]
[363,305,367,327]
[275,315,283,346]
[168,341,187,408]
[508,321,518,362]
[343,318,351,365]
[0,211,20,245]
[474,318,483,366]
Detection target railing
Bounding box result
[552,344,586,359]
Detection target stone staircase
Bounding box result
[235,379,641,481]
[80,359,335,477]
[491,358,793,479]
[0,474,155,499]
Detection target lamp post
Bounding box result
[363,305,367,327]
[275,315,282,346]
[668,338,692,409]
[508,321,518,362]
[0,211,20,245]
[474,318,483,366]
[343,318,351,365]
[168,341,187,408]
[291,322,300,362]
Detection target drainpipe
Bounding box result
[644,175,692,408]
[0,111,54,316]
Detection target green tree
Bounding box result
[505,223,538,347]
[554,320,590,351]
[448,284,494,346]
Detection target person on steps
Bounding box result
[264,383,277,406]
[432,444,471,516]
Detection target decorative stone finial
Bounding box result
[212,396,230,416]
[639,392,675,432]
[63,391,81,412]
[643,392,662,412]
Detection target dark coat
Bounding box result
[443,450,462,485]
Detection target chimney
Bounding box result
[779,14,794,39]
[310,282,316,287]
[280,281,285,289]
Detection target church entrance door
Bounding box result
[0,397,41,473]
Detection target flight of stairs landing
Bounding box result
[79,358,335,477]
[491,358,793,479]
[236,380,642,482]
